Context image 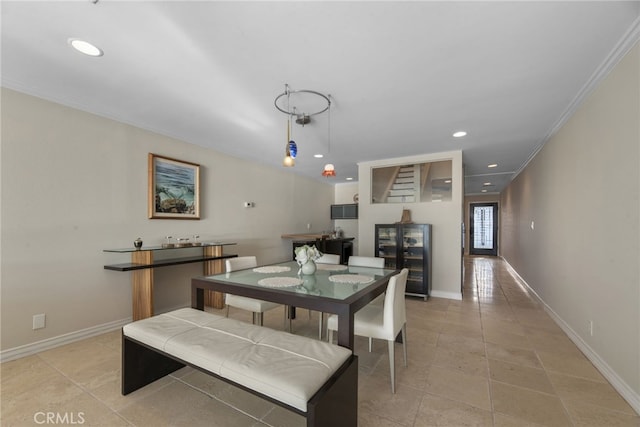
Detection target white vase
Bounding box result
[301,260,317,275]
[302,275,317,293]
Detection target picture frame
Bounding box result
[148,153,200,219]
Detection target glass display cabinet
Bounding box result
[375,223,432,300]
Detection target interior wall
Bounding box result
[464,194,500,256]
[333,182,359,254]
[1,88,334,353]
[358,150,463,299]
[500,43,639,405]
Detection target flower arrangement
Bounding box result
[294,244,323,266]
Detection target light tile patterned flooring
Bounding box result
[2,257,638,426]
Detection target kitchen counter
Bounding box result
[281,233,331,240]
[283,235,354,264]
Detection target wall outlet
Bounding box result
[306,223,311,230]
[530,221,535,230]
[33,313,46,330]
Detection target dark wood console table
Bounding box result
[104,243,236,320]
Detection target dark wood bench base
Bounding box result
[122,334,358,427]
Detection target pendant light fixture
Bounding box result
[274,84,331,119]
[274,84,331,166]
[283,117,295,167]
[322,164,336,177]
[288,107,297,159]
[322,95,336,177]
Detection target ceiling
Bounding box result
[2,1,639,195]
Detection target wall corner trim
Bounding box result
[429,290,463,301]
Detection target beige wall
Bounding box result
[500,43,639,405]
[1,89,334,355]
[358,151,464,299]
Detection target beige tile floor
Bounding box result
[2,256,639,426]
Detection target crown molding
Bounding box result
[513,15,640,179]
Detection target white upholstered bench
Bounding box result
[122,308,358,426]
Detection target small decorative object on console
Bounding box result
[162,236,174,248]
[133,238,143,249]
[176,237,191,247]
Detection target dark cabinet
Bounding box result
[292,238,354,265]
[331,204,358,219]
[375,223,432,300]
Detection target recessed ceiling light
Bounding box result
[453,131,467,138]
[313,154,324,158]
[346,177,353,181]
[444,179,452,183]
[481,189,487,193]
[69,38,103,57]
[488,164,498,168]
[483,182,491,186]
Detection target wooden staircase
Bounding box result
[385,165,418,203]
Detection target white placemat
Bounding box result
[257,277,303,288]
[253,266,291,273]
[316,264,348,271]
[328,274,374,284]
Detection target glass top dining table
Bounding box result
[191,260,398,350]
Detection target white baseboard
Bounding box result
[0,317,131,363]
[501,258,640,415]
[0,303,195,363]
[430,290,463,301]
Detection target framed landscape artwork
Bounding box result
[148,153,200,219]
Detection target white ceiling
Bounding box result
[2,1,639,194]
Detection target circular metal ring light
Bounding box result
[274,85,331,118]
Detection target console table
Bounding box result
[104,242,237,320]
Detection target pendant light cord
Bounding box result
[327,95,331,154]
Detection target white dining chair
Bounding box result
[225,257,289,330]
[317,253,341,264]
[314,253,341,339]
[327,268,409,393]
[349,255,387,317]
[346,255,390,332]
[347,256,385,269]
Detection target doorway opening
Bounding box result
[470,202,498,256]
